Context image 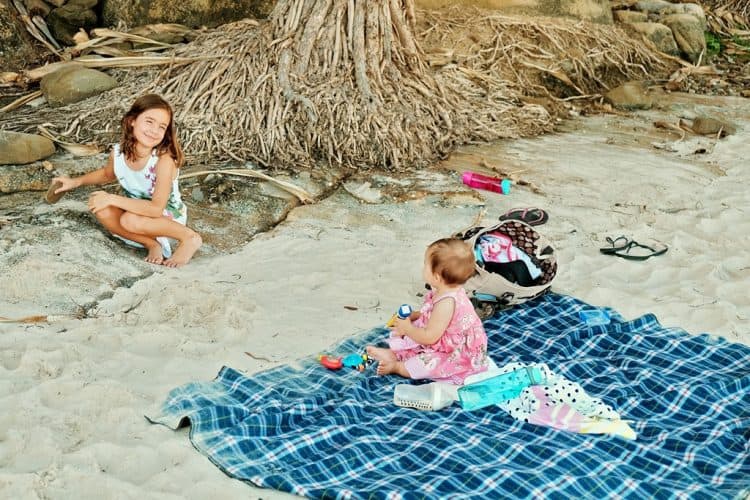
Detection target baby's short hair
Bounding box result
[426,238,476,286]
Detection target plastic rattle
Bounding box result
[386,304,412,327]
[318,354,343,370]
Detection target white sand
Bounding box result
[1,92,748,499]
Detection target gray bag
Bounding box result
[455,220,557,314]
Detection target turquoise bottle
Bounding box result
[458,366,546,411]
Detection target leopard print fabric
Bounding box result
[498,221,557,285]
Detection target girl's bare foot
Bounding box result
[163,233,202,268]
[366,346,408,376]
[144,243,164,264]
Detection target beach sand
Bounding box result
[1,91,748,499]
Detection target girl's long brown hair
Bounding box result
[120,94,184,168]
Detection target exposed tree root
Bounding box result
[2,2,675,172]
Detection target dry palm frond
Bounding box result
[32,15,62,51]
[0,315,48,323]
[181,168,314,203]
[0,72,19,84]
[0,314,73,323]
[12,0,61,56]
[653,120,687,140]
[89,28,176,48]
[704,1,750,35]
[87,46,137,57]
[22,55,214,82]
[665,58,721,90]
[37,124,101,156]
[0,90,42,114]
[63,27,184,58]
[129,23,200,35]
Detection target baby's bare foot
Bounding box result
[163,233,202,268]
[144,243,164,265]
[366,346,403,376]
[366,346,396,363]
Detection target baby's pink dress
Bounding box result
[387,288,488,384]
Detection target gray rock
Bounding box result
[0,152,104,193]
[41,65,118,107]
[0,131,56,166]
[191,187,205,203]
[0,163,50,192]
[614,10,648,23]
[47,3,98,45]
[634,0,673,13]
[604,81,653,110]
[101,0,275,29]
[68,0,100,8]
[659,3,706,30]
[662,14,707,63]
[691,116,736,136]
[24,0,51,17]
[342,181,383,204]
[627,22,680,55]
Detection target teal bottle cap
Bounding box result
[500,179,512,195]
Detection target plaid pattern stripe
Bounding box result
[147,294,750,499]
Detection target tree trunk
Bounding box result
[141,0,551,169]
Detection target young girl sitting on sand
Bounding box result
[367,238,489,385]
[52,94,201,268]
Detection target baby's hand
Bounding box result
[52,176,79,194]
[394,317,411,336]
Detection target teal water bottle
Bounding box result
[458,366,546,411]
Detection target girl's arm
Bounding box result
[89,155,176,218]
[53,153,116,192]
[396,298,454,345]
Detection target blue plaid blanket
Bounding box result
[147,294,750,499]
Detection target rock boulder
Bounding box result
[40,65,118,107]
[0,131,56,166]
[47,1,98,46]
[662,14,706,63]
[100,0,275,29]
[604,81,653,110]
[627,22,680,56]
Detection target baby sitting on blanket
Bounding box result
[367,238,489,385]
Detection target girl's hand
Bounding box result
[88,191,113,214]
[52,176,80,194]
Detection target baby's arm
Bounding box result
[396,298,454,345]
[53,153,116,193]
[90,154,176,217]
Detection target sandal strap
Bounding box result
[614,241,668,260]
